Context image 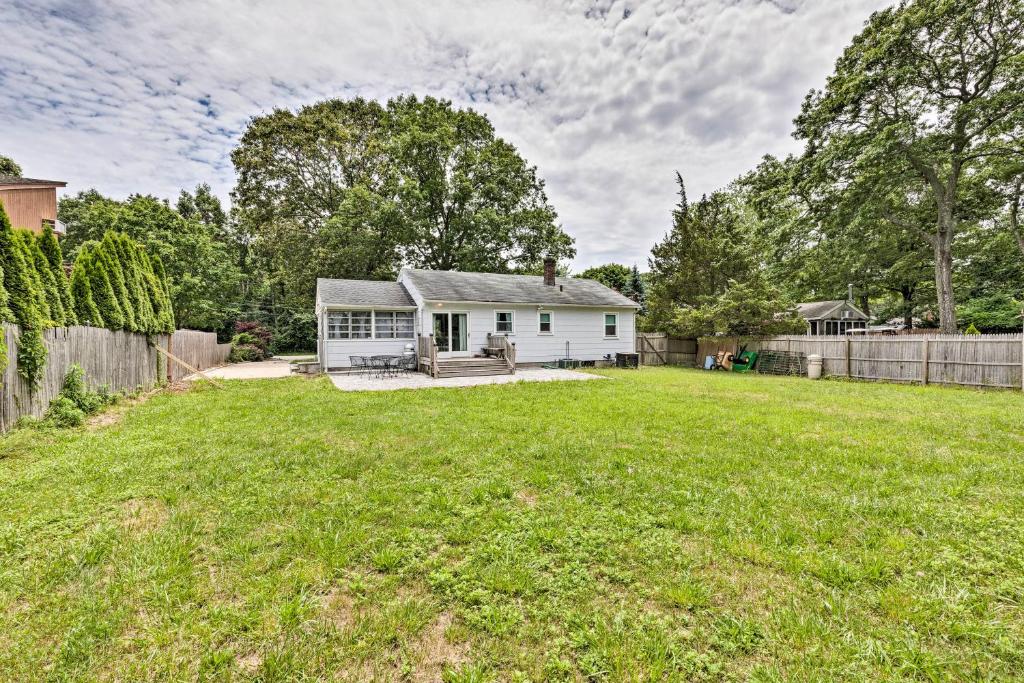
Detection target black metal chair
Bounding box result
[396,354,418,375]
[370,355,395,379]
[349,356,367,375]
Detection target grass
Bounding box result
[1,368,1023,681]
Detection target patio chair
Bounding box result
[396,354,418,375]
[349,356,367,376]
[370,355,395,379]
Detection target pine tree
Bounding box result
[127,239,156,332]
[30,237,65,325]
[624,265,647,314]
[0,206,48,387]
[82,243,125,331]
[38,225,76,325]
[116,233,151,332]
[0,206,44,330]
[69,255,102,327]
[150,253,175,332]
[99,232,136,331]
[13,230,51,325]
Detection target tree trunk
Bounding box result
[900,285,914,329]
[933,236,957,333]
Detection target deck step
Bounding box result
[436,368,513,377]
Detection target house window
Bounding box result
[375,311,415,339]
[495,310,514,334]
[328,310,414,340]
[538,311,552,334]
[604,313,618,338]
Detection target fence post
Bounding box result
[845,337,851,378]
[921,338,929,385]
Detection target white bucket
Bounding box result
[807,354,823,380]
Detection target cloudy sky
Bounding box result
[1,0,888,269]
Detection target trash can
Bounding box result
[807,354,823,380]
[616,353,639,369]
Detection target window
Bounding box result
[604,313,618,338]
[538,311,552,334]
[495,310,514,334]
[328,310,412,339]
[375,311,415,339]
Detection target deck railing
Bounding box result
[417,333,439,377]
[486,333,517,374]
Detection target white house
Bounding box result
[315,260,639,376]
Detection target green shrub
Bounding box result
[45,396,86,428]
[38,224,76,325]
[70,256,103,327]
[229,343,264,363]
[43,364,118,428]
[82,243,125,331]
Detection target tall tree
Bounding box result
[577,264,631,292]
[231,95,575,310]
[795,0,1024,332]
[0,155,21,176]
[646,174,754,330]
[38,224,76,325]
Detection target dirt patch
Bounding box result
[236,651,262,675]
[410,612,468,681]
[120,498,169,534]
[515,489,539,508]
[321,586,360,630]
[86,388,162,431]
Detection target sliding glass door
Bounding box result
[432,312,469,357]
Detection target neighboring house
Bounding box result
[315,259,639,375]
[0,176,67,235]
[796,299,869,335]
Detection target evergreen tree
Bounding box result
[69,256,102,327]
[82,243,125,331]
[38,225,76,325]
[0,206,48,387]
[127,240,157,332]
[12,231,51,325]
[30,237,65,325]
[624,265,647,315]
[99,232,137,331]
[0,207,45,330]
[150,253,175,332]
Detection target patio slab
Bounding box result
[328,367,605,391]
[185,360,293,380]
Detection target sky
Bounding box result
[0,0,889,270]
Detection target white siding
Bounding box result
[414,302,635,364]
[324,338,413,369]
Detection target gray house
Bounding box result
[315,261,639,376]
[796,299,869,335]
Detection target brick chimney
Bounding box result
[543,257,556,286]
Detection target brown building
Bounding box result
[0,176,67,235]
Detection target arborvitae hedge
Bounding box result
[38,225,76,325]
[68,233,173,334]
[98,233,136,332]
[70,257,103,327]
[11,231,50,326]
[0,206,48,388]
[81,243,125,331]
[30,237,65,326]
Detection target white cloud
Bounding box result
[0,0,889,269]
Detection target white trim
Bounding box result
[494,309,515,335]
[603,312,619,339]
[537,310,553,335]
[432,310,472,358]
[322,304,417,311]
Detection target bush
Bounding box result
[233,321,271,352]
[229,343,265,363]
[45,396,86,428]
[43,364,117,428]
[269,311,316,353]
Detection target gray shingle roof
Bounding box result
[316,278,415,308]
[0,176,67,188]
[402,269,638,307]
[797,300,867,320]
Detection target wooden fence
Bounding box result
[695,334,1024,391]
[166,329,231,382]
[635,333,697,366]
[1,325,231,431]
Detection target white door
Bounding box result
[432,312,470,358]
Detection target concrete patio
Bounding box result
[328,367,605,391]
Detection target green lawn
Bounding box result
[1,369,1023,681]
